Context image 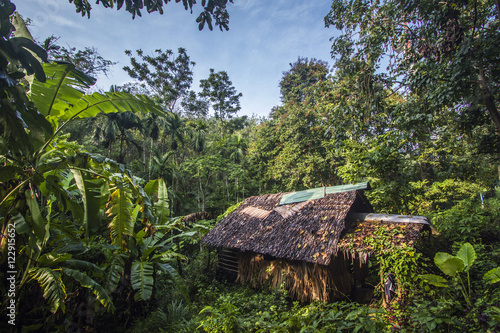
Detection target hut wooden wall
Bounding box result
[236,252,353,303]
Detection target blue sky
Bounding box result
[16,0,337,118]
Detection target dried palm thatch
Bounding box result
[202,190,373,265]
[183,211,211,224]
[202,187,431,303]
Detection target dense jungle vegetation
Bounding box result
[1,0,500,331]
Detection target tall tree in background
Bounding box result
[41,35,115,77]
[280,57,330,104]
[90,111,143,164]
[249,59,336,191]
[181,90,210,118]
[325,0,500,136]
[123,48,195,112]
[199,68,242,136]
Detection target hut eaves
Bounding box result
[202,185,373,266]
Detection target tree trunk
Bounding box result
[476,65,500,133]
[148,138,153,181]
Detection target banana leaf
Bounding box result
[29,62,165,129]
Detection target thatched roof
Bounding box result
[202,187,373,266]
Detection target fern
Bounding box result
[29,267,67,313]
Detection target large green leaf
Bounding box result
[483,267,500,284]
[131,260,154,301]
[29,62,95,121]
[434,252,455,267]
[69,92,165,120]
[38,253,71,267]
[106,188,134,246]
[29,267,66,313]
[455,243,476,272]
[62,268,114,310]
[70,169,103,242]
[156,178,170,224]
[437,257,465,277]
[158,263,191,306]
[62,259,105,276]
[30,63,165,129]
[25,189,47,244]
[419,274,448,288]
[104,253,125,293]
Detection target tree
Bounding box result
[123,48,195,112]
[41,35,116,77]
[325,0,500,135]
[181,90,209,118]
[69,0,234,31]
[248,59,337,191]
[90,111,143,164]
[188,119,208,153]
[199,68,242,123]
[279,57,330,104]
[165,111,185,151]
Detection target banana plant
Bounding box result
[129,228,192,305]
[28,61,165,153]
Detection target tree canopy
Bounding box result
[69,0,234,31]
[325,0,500,136]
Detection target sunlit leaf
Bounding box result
[420,274,448,287]
[483,267,500,284]
[455,243,476,271]
[29,267,66,313]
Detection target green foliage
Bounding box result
[29,267,66,313]
[199,68,243,122]
[123,48,195,111]
[70,0,234,31]
[350,226,423,293]
[431,195,500,244]
[198,302,242,333]
[0,16,193,330]
[128,300,191,333]
[62,267,114,309]
[131,260,154,301]
[421,242,500,308]
[193,281,388,332]
[483,267,500,284]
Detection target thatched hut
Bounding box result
[202,183,432,303]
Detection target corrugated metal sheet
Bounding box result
[279,182,369,206]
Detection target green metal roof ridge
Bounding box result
[279,182,370,206]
